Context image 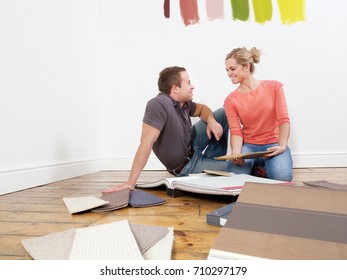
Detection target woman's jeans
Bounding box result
[228,143,293,182]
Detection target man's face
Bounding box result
[173,71,195,105]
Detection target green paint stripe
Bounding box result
[252,0,272,23]
[230,0,250,21]
[277,0,305,25]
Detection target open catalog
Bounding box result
[136,171,286,197]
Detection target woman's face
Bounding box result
[225,57,248,84]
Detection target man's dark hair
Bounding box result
[157,66,186,94]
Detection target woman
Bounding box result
[224,47,293,181]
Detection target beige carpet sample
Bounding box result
[62,196,109,214]
[22,228,76,260]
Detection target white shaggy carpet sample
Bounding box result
[68,220,144,260]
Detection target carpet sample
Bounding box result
[129,189,166,207]
[143,227,174,260]
[303,180,347,191]
[129,223,169,253]
[63,196,109,214]
[22,228,76,260]
[21,221,174,260]
[68,220,144,260]
[91,188,130,212]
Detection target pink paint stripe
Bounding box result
[206,0,224,20]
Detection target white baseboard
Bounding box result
[292,152,347,168]
[0,159,103,195]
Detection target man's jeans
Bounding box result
[178,107,231,176]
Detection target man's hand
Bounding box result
[102,183,134,193]
[206,120,223,141]
[193,103,223,141]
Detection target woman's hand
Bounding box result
[264,145,286,157]
[232,154,245,165]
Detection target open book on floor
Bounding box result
[136,173,286,197]
[208,182,347,260]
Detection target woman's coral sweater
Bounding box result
[224,80,290,145]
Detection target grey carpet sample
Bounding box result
[129,189,166,207]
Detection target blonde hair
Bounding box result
[225,47,261,74]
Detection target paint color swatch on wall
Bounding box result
[180,0,200,26]
[206,0,224,20]
[277,0,305,24]
[252,0,273,23]
[164,0,170,18]
[230,0,250,21]
[163,0,305,26]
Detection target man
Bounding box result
[104,66,230,192]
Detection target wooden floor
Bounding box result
[1,168,347,260]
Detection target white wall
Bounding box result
[1,0,347,195]
[100,0,347,170]
[0,1,102,194]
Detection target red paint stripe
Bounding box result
[180,0,200,26]
[163,0,170,18]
